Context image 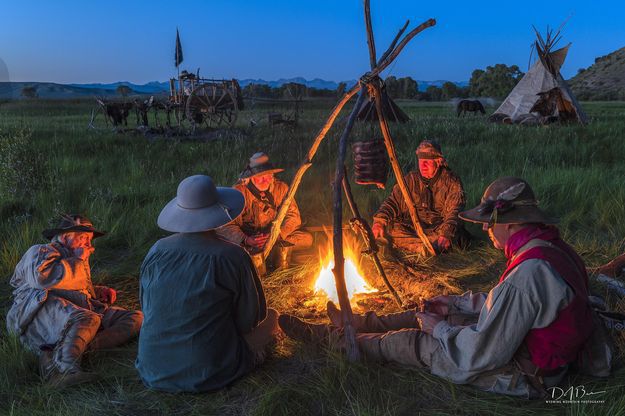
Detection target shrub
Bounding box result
[0,129,53,199]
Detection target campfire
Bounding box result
[313,240,377,304]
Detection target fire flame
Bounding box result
[313,242,377,304]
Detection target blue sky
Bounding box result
[1,0,623,84]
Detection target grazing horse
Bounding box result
[96,98,133,127]
[457,99,485,117]
[133,96,154,126]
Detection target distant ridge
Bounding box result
[0,78,468,99]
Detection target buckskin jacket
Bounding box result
[373,168,465,240]
[217,179,302,244]
[6,243,95,341]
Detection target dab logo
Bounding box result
[546,385,606,404]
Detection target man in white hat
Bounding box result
[6,214,143,388]
[217,152,313,272]
[279,177,611,398]
[136,175,279,392]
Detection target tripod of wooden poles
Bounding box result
[263,1,436,361]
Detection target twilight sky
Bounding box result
[1,0,624,84]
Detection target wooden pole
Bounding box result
[364,0,377,69]
[262,18,436,259]
[332,89,369,361]
[372,84,436,256]
[262,86,360,259]
[362,0,435,257]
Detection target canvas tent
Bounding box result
[357,77,410,123]
[491,29,587,124]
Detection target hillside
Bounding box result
[569,46,625,100]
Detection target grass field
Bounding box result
[1,98,624,415]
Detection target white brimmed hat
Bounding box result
[158,175,244,232]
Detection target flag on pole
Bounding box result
[175,29,184,67]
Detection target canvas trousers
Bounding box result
[351,308,486,363]
[387,223,438,255]
[24,293,143,374]
[348,309,556,397]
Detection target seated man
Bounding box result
[136,175,279,392]
[280,177,611,397]
[372,140,465,255]
[6,214,143,388]
[217,152,313,272]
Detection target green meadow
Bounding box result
[1,98,624,415]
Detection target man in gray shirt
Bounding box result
[280,177,611,397]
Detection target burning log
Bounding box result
[342,169,403,308]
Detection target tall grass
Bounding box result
[0,99,624,415]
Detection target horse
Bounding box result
[457,99,485,117]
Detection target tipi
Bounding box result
[490,27,587,124]
[357,76,410,123]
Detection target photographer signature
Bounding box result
[547,385,606,401]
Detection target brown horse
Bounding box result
[457,99,485,117]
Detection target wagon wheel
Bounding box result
[185,84,239,129]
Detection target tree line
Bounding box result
[241,64,524,101]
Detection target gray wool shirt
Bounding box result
[429,259,574,384]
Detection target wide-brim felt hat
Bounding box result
[416,139,445,160]
[158,175,245,233]
[239,152,284,179]
[42,214,106,240]
[460,177,558,225]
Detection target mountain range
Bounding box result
[0,78,468,99]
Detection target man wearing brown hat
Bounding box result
[136,175,279,392]
[372,140,465,255]
[279,177,611,397]
[6,214,143,388]
[217,152,313,272]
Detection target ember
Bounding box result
[313,245,377,304]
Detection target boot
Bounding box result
[39,349,97,389]
[326,301,366,331]
[53,310,100,374]
[327,301,418,333]
[47,368,98,389]
[277,246,293,270]
[278,314,332,343]
[251,253,267,277]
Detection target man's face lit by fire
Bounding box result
[251,173,274,191]
[59,231,94,251]
[418,158,442,179]
[483,223,509,250]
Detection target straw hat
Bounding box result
[42,214,106,240]
[460,177,558,225]
[157,175,244,232]
[239,152,284,179]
